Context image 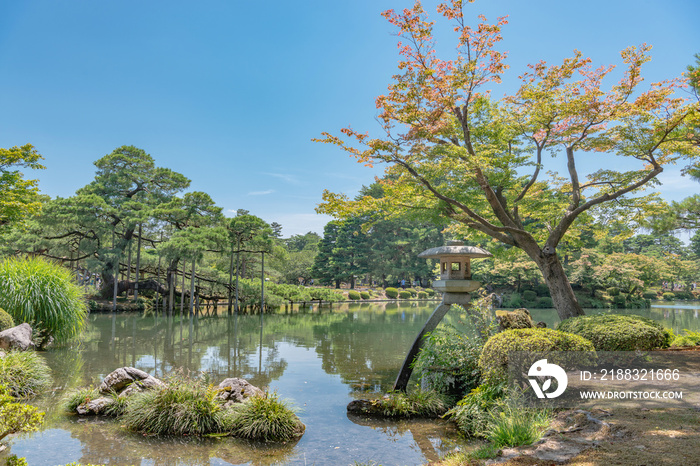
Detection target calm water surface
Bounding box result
[4,301,700,465]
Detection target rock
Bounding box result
[347,399,382,415]
[0,323,35,351]
[0,350,5,359]
[76,396,115,415]
[99,367,165,395]
[495,308,535,331]
[216,378,264,407]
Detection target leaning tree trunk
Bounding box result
[533,249,585,321]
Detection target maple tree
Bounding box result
[316,0,700,320]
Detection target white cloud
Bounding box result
[265,212,333,237]
[262,172,301,185]
[247,189,275,196]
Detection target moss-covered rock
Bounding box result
[479,328,595,384]
[557,314,670,351]
[495,308,534,330]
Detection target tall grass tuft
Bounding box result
[60,386,100,413]
[0,351,52,398]
[0,256,88,346]
[121,376,223,436]
[225,391,305,442]
[486,399,551,448]
[375,388,448,418]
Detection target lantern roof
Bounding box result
[418,240,492,260]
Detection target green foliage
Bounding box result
[307,287,345,302]
[398,290,412,299]
[535,297,553,308]
[0,308,14,331]
[417,291,428,299]
[557,314,669,351]
[506,292,522,308]
[224,391,304,442]
[0,351,52,398]
[0,256,87,345]
[606,287,620,297]
[360,291,371,300]
[486,400,551,448]
[642,291,658,299]
[446,382,506,437]
[4,456,28,466]
[412,325,482,399]
[406,288,418,297]
[122,376,223,436]
[663,292,676,300]
[384,287,399,299]
[671,335,697,348]
[425,288,435,297]
[372,388,447,418]
[521,290,537,302]
[347,290,361,300]
[0,144,45,229]
[61,387,100,413]
[0,384,44,443]
[535,284,550,297]
[479,328,595,385]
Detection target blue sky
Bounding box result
[1,0,698,236]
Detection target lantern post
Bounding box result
[393,241,492,391]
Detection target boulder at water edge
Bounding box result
[0,323,35,351]
[99,366,166,396]
[216,378,264,407]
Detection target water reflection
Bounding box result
[6,301,700,465]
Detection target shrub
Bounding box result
[413,325,482,399]
[224,391,304,441]
[642,291,658,300]
[0,351,52,398]
[534,284,548,296]
[671,335,697,348]
[122,377,223,436]
[663,292,676,301]
[0,308,14,332]
[347,290,361,300]
[0,256,88,346]
[372,388,447,418]
[612,294,626,308]
[417,291,428,299]
[407,288,418,297]
[606,287,620,297]
[675,291,693,300]
[557,314,669,351]
[0,384,44,444]
[506,293,522,308]
[425,288,436,297]
[384,287,399,299]
[522,290,537,302]
[535,297,553,308]
[479,328,595,385]
[398,290,412,299]
[360,291,370,300]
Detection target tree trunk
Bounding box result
[134,224,142,301]
[534,250,585,321]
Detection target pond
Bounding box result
[4,300,700,465]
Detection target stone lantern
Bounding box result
[418,240,491,304]
[394,240,492,391]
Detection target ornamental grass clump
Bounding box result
[60,387,100,413]
[225,391,305,442]
[557,314,670,351]
[373,388,448,418]
[0,256,88,346]
[121,377,223,436]
[0,351,52,398]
